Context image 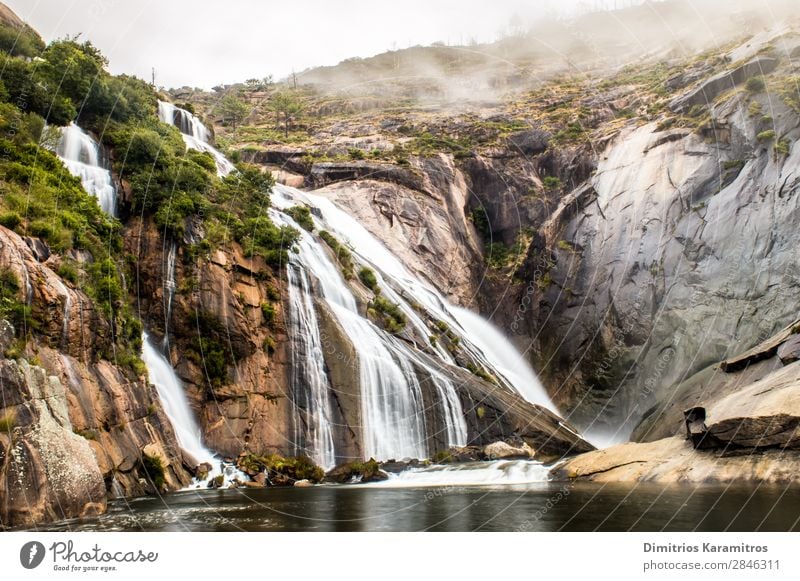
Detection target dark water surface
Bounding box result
[39,482,800,532]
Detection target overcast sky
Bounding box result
[7,0,632,89]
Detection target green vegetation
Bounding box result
[285,205,314,231]
[543,176,562,190]
[368,295,407,334]
[409,131,473,158]
[141,454,166,491]
[745,77,766,93]
[0,411,16,433]
[0,268,32,333]
[218,92,250,134]
[775,138,791,157]
[185,313,231,387]
[266,90,305,137]
[319,230,354,279]
[239,453,324,483]
[261,302,277,327]
[466,362,496,384]
[757,130,777,142]
[469,207,491,239]
[486,241,524,269]
[358,266,380,292]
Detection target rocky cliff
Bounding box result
[0,226,193,528]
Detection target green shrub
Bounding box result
[369,295,406,333]
[543,176,562,189]
[775,139,791,157]
[0,211,22,230]
[746,77,766,93]
[319,231,354,279]
[358,266,380,292]
[285,205,314,231]
[757,130,776,142]
[348,147,365,160]
[141,454,166,491]
[261,302,276,327]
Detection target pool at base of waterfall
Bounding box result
[37,478,800,532]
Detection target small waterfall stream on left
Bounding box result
[141,332,238,488]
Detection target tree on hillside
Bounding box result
[219,92,250,135]
[266,90,304,137]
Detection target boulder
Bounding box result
[483,440,536,459]
[777,335,800,366]
[293,479,313,487]
[551,436,800,484]
[704,362,800,449]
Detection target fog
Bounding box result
[6,0,798,93]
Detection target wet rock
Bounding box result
[293,479,313,487]
[325,458,387,483]
[483,440,535,460]
[195,462,213,481]
[23,236,50,262]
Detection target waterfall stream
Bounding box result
[55,123,117,216]
[162,241,177,350]
[157,101,235,176]
[142,332,240,487]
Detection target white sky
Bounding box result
[7,0,632,89]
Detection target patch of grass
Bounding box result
[557,240,574,252]
[543,176,562,190]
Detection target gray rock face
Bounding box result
[313,156,483,306]
[527,92,800,431]
[669,56,779,113]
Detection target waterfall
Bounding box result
[286,263,337,470]
[272,184,557,413]
[56,123,117,216]
[142,332,215,467]
[157,101,235,177]
[275,211,434,461]
[162,241,177,350]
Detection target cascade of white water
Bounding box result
[286,262,337,470]
[157,101,235,176]
[56,123,116,216]
[273,210,437,460]
[162,242,177,350]
[271,184,557,413]
[141,332,242,487]
[360,459,550,488]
